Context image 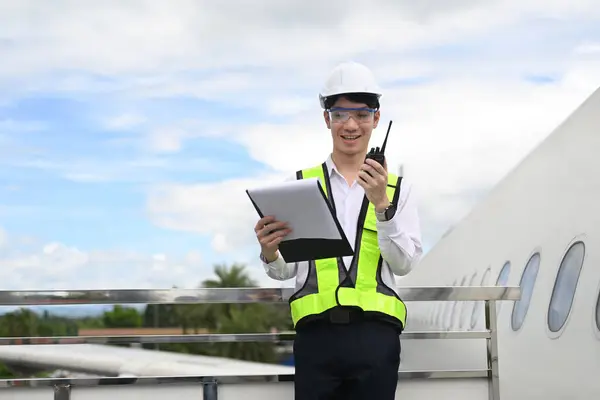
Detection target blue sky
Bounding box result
[0,1,599,308]
[0,95,268,249]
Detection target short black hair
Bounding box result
[324,92,380,110]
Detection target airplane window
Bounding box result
[445,279,458,329]
[460,272,478,329]
[496,261,511,286]
[438,302,446,327]
[435,305,442,326]
[596,288,600,332]
[470,267,491,329]
[436,301,445,326]
[495,261,511,315]
[511,252,541,331]
[450,276,467,329]
[548,241,585,333]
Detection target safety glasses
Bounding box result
[328,107,377,123]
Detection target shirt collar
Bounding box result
[324,154,339,178]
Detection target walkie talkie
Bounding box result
[365,120,392,166]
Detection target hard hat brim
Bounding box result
[319,91,382,109]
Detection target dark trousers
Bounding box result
[293,318,401,400]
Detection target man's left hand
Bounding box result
[357,158,390,212]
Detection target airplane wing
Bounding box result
[0,343,295,377]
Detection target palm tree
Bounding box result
[202,263,258,288]
[214,306,277,363]
[179,263,288,363]
[196,263,259,331]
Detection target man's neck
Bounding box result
[331,150,366,184]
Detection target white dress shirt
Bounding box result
[261,155,423,294]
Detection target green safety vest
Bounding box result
[289,162,407,329]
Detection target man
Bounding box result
[254,61,422,399]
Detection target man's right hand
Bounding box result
[255,216,292,263]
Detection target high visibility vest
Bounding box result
[289,162,407,329]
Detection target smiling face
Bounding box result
[324,95,380,157]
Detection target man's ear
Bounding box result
[373,110,381,128]
[324,110,331,129]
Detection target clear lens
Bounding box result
[329,107,375,123]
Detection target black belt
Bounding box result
[295,308,402,333]
[327,307,363,324]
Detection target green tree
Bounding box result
[0,308,39,337]
[0,363,16,378]
[176,263,291,363]
[203,263,257,287]
[141,303,182,351]
[0,308,80,378]
[76,316,105,330]
[143,304,179,328]
[198,263,259,331]
[102,305,142,328]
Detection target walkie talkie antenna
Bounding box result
[380,120,393,154]
[365,120,393,167]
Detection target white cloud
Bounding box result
[1,0,599,91]
[146,56,600,250]
[0,227,7,248]
[2,0,600,288]
[210,233,229,254]
[62,0,583,253]
[146,173,287,256]
[0,227,208,290]
[146,127,188,153]
[104,113,147,131]
[0,119,46,133]
[574,42,600,55]
[5,154,228,184]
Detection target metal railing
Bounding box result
[0,286,520,399]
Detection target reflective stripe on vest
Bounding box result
[289,162,407,328]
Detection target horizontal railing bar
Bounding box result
[400,369,489,380]
[0,370,489,388]
[0,333,292,346]
[0,286,520,306]
[403,330,490,339]
[0,330,489,346]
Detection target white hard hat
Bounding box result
[319,61,382,109]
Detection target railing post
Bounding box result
[485,299,500,400]
[203,377,218,400]
[54,384,70,400]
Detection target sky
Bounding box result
[1,0,600,308]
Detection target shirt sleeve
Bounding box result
[376,179,423,276]
[262,253,299,281]
[259,173,299,281]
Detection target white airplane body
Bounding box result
[399,85,600,399]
